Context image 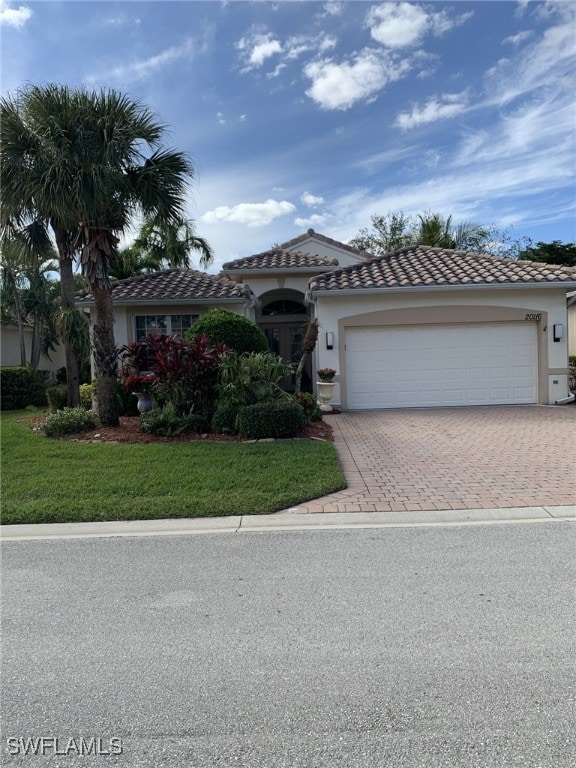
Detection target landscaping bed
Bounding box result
[59,415,334,444]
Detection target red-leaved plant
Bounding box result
[120,334,229,417]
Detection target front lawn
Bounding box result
[1,412,346,525]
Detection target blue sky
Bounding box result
[1,0,575,272]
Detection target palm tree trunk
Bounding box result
[90,282,119,427]
[30,316,42,370]
[12,288,28,366]
[54,226,80,407]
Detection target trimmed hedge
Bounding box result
[0,367,48,411]
[186,309,268,354]
[238,401,305,440]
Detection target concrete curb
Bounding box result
[1,505,574,541]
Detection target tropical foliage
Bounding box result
[1,83,195,425]
[350,211,493,255]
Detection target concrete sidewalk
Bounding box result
[1,505,574,541]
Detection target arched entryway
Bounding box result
[257,289,313,392]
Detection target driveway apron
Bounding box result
[280,406,576,514]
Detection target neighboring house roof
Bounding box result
[222,248,339,272]
[310,246,576,293]
[279,228,373,260]
[76,268,253,305]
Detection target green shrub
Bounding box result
[569,356,576,393]
[186,309,268,354]
[46,384,68,413]
[43,407,97,437]
[238,401,305,440]
[292,391,322,421]
[218,352,293,408]
[0,367,48,410]
[139,404,207,437]
[79,383,95,410]
[211,399,240,434]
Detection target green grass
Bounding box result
[0,411,346,525]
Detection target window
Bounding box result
[261,299,307,316]
[134,314,198,342]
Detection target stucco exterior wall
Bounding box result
[286,236,367,267]
[85,301,251,351]
[313,287,572,408]
[0,325,66,376]
[568,303,576,356]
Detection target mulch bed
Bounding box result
[45,415,335,444]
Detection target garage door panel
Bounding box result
[346,323,537,409]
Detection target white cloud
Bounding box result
[304,49,410,110]
[86,38,199,85]
[294,213,328,228]
[0,0,31,27]
[301,192,324,207]
[285,32,337,60]
[395,92,469,129]
[503,30,533,45]
[367,2,429,48]
[321,1,343,17]
[366,3,473,49]
[237,32,282,70]
[201,199,296,227]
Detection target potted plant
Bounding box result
[316,369,337,412]
[124,373,158,413]
[317,368,336,383]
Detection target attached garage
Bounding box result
[309,244,576,409]
[345,322,538,409]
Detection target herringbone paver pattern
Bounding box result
[280,406,576,514]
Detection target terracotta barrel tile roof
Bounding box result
[309,246,576,292]
[279,228,373,259]
[77,268,252,303]
[222,249,339,271]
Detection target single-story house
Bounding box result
[77,229,576,409]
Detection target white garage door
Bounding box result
[345,323,538,409]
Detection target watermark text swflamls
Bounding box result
[6,736,123,756]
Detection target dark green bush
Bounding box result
[186,309,268,354]
[43,407,97,437]
[46,384,68,413]
[139,405,207,437]
[238,401,305,440]
[569,356,576,393]
[0,367,48,411]
[211,399,240,435]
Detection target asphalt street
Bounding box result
[1,522,575,767]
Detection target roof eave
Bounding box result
[222,266,336,276]
[77,296,250,307]
[310,281,576,297]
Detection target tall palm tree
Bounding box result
[132,216,213,270]
[1,84,193,425]
[107,246,158,280]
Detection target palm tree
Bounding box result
[107,246,158,280]
[1,84,193,425]
[132,216,213,270]
[414,213,489,251]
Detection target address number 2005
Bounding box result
[525,313,542,320]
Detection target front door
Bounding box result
[262,323,312,392]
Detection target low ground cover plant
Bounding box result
[43,407,97,437]
[140,404,207,437]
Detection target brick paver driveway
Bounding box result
[286,406,576,514]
